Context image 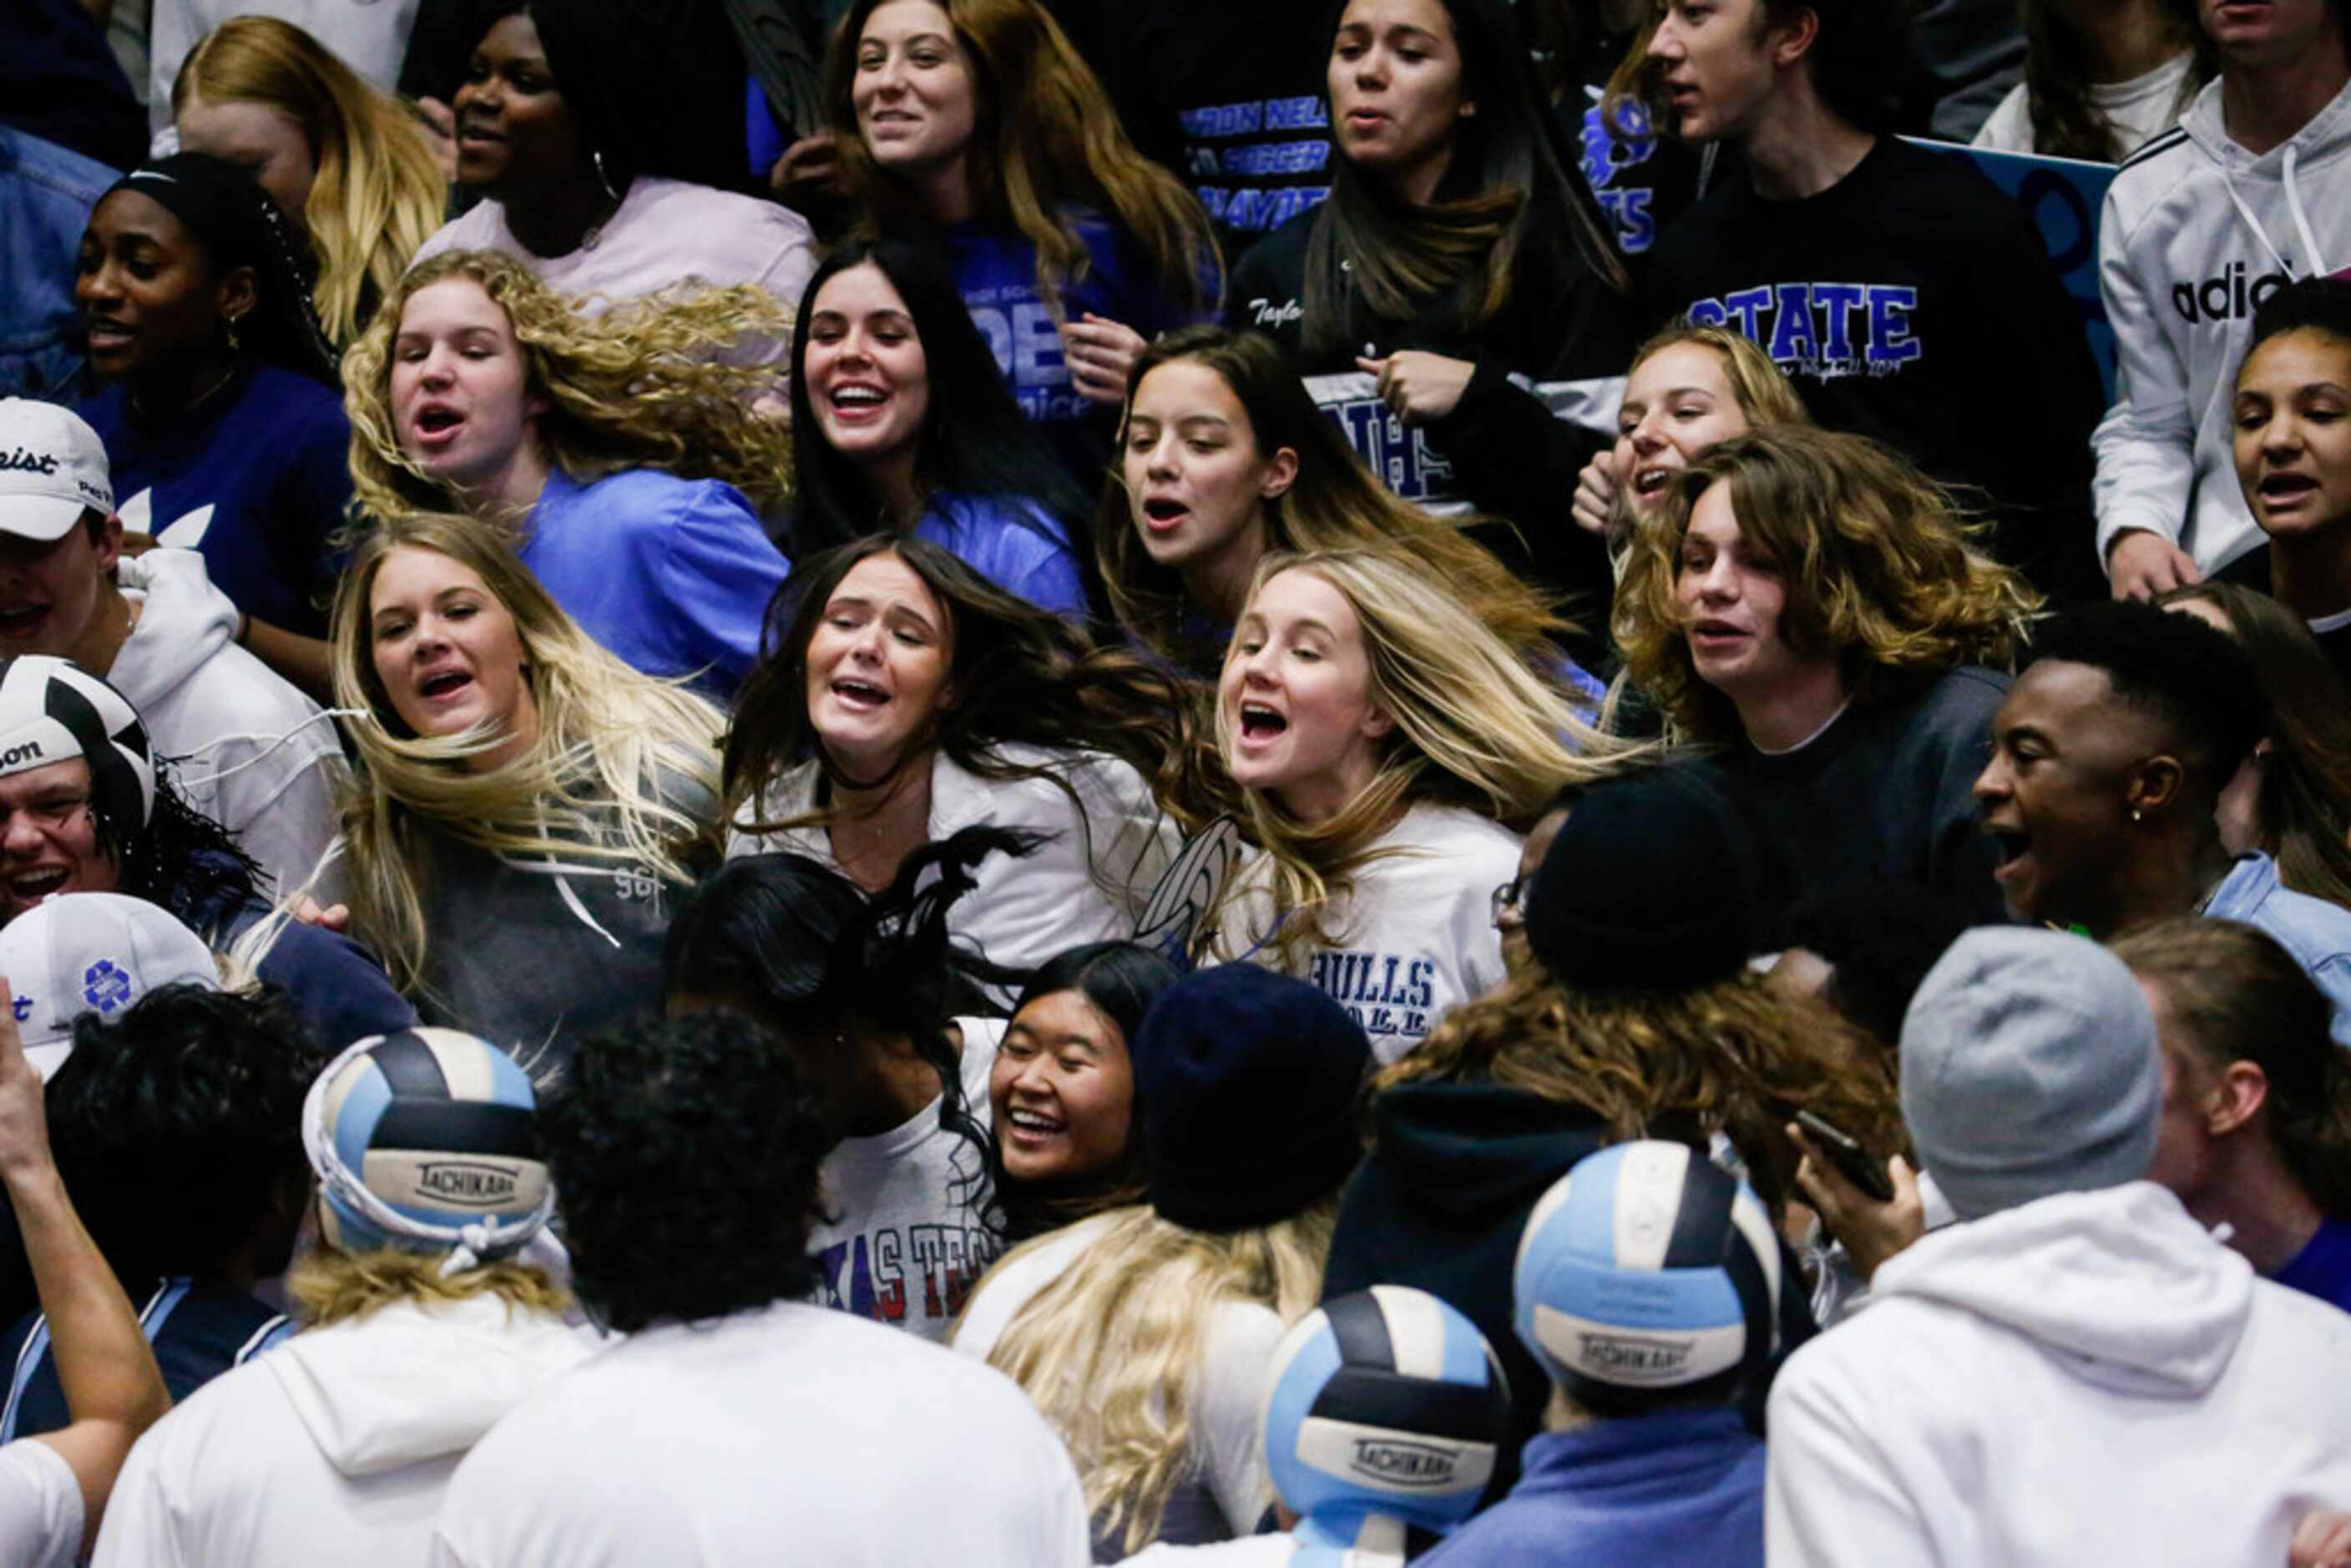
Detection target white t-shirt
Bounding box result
[809,1017,1005,1343]
[429,1300,1094,1567]
[0,1439,80,1568]
[1209,804,1520,1065]
[409,177,817,362]
[956,1215,1286,1540]
[1972,53,2197,160]
[1118,1539,1296,1566]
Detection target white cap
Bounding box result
[0,893,218,1081]
[0,401,114,544]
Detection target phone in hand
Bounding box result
[1794,1110,1897,1204]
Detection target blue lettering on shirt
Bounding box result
[1681,282,1927,381]
[1327,395,1457,504]
[1578,98,1662,255]
[1218,139,1332,178]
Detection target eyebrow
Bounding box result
[825,594,938,636]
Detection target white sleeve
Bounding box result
[1763,1357,1939,1567]
[219,741,348,908]
[0,1439,85,1568]
[2091,190,2200,563]
[146,0,203,137]
[1970,83,2033,151]
[1193,1306,1285,1537]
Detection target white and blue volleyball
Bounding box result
[1261,1286,1510,1535]
[302,1028,552,1263]
[1514,1141,1781,1414]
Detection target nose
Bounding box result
[1142,432,1176,481]
[1009,1052,1054,1097]
[871,50,908,96]
[74,257,121,309]
[410,612,453,661]
[1648,17,1682,60]
[1971,751,2010,806]
[1691,552,1738,601]
[2261,413,2303,458]
[0,809,46,859]
[418,344,457,389]
[1631,408,1669,456]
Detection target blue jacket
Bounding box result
[915,491,1087,621]
[2207,852,2351,1049]
[0,125,116,401]
[78,364,354,637]
[1415,1407,1766,1568]
[523,467,790,701]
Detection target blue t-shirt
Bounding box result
[1416,1406,1766,1568]
[2273,1216,2351,1315]
[914,491,1086,620]
[521,467,791,701]
[78,363,352,637]
[2,1277,288,1441]
[946,209,1209,487]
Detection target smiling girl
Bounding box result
[725,537,1206,980]
[1615,426,2040,924]
[1204,549,1634,1064]
[2231,277,2351,693]
[331,512,726,1067]
[344,250,792,700]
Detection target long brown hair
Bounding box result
[2021,0,2212,162]
[1616,427,2041,744]
[826,0,1221,315]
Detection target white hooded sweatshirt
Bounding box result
[109,549,346,903]
[2093,73,2351,576]
[1765,1182,2351,1567]
[90,1293,599,1567]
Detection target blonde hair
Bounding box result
[1385,965,1904,1210]
[1625,320,1813,433]
[343,250,797,524]
[287,1246,570,1329]
[1099,327,1568,667]
[967,1200,1336,1553]
[331,512,726,998]
[1209,549,1641,969]
[827,0,1221,316]
[173,15,446,348]
[1615,426,2042,744]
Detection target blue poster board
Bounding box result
[1909,137,2121,400]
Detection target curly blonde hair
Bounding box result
[174,16,447,348]
[1615,425,2042,744]
[287,1247,571,1329]
[1383,965,1904,1211]
[962,1199,1335,1554]
[331,512,726,999]
[342,250,796,524]
[1207,549,1644,970]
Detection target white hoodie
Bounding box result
[108,549,346,904]
[91,1293,599,1567]
[2093,73,2351,576]
[1765,1182,2351,1567]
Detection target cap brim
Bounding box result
[0,497,90,544]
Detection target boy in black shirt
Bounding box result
[1641,0,2106,603]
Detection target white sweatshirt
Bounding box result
[2093,74,2351,576]
[92,1293,599,1567]
[1765,1181,2351,1567]
[730,743,1181,979]
[108,549,347,904]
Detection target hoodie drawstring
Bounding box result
[2219,143,2333,281]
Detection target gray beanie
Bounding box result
[1899,927,2161,1222]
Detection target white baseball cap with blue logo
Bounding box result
[0,893,218,1080]
[0,400,114,544]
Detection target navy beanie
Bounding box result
[1131,965,1371,1233]
[1524,764,1759,992]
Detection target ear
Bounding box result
[1261,446,1300,499]
[1769,4,1821,68]
[92,513,124,575]
[216,264,260,331]
[1361,702,1396,740]
[2126,755,2187,820]
[2207,1060,2270,1138]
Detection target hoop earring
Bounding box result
[593,149,621,203]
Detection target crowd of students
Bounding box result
[0,0,2347,1562]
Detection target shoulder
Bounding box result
[930,490,1071,545]
[1232,204,1315,283]
[557,468,748,529]
[412,202,502,260]
[958,1214,1115,1359]
[1972,83,2034,152]
[241,366,351,443]
[1908,665,2013,724]
[629,178,816,260]
[2106,123,2206,239]
[1383,805,1522,872]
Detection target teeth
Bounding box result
[832,387,885,405]
[1008,1110,1062,1131]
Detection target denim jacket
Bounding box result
[0,125,114,401]
[2207,852,2351,1049]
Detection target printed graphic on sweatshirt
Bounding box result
[1302,372,1464,512]
[1308,948,1440,1044]
[1578,92,1663,256]
[115,487,215,549]
[1682,283,1924,382]
[1178,94,1332,235]
[814,1223,1001,1332]
[964,279,1092,430]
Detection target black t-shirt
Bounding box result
[1711,665,2014,937]
[1646,136,2107,604]
[1,1278,287,1440]
[2311,613,2351,695]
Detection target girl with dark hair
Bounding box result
[1101,325,1567,671]
[1973,0,2210,160]
[411,1,817,334]
[1225,0,1635,604]
[73,152,353,648]
[988,942,1182,1243]
[2121,917,2351,1312]
[664,827,1036,1343]
[2157,581,2351,913]
[725,537,1198,980]
[2231,276,2351,692]
[827,0,1221,481]
[788,240,1091,619]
